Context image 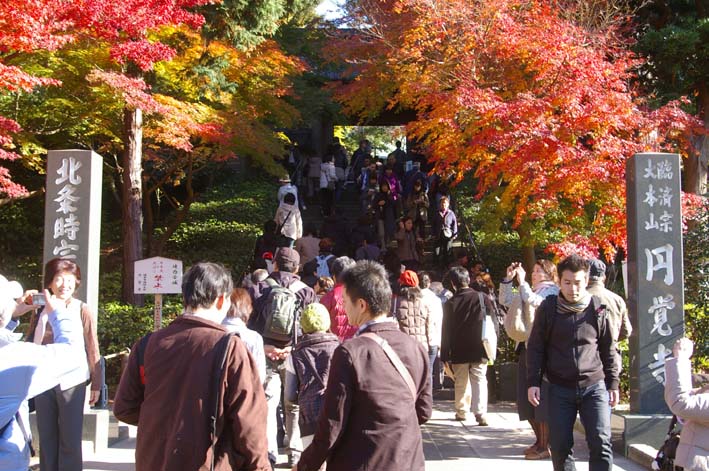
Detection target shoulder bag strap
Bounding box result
[477,292,487,318]
[209,332,238,471]
[360,332,417,402]
[137,332,153,386]
[276,210,292,235]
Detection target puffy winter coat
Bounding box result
[320,285,357,341]
[393,289,431,349]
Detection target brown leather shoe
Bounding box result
[525,449,551,460]
[523,444,538,455]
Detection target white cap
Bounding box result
[0,274,24,301]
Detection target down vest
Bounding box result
[394,292,431,349]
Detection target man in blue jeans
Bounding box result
[526,255,619,471]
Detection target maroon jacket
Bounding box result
[297,321,432,471]
[113,316,270,471]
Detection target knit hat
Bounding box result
[300,303,331,334]
[398,270,419,288]
[589,259,606,280]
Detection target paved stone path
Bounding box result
[78,398,647,470]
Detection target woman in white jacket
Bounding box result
[319,155,337,217]
[664,338,709,471]
[274,192,303,247]
[499,260,559,460]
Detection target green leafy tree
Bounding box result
[684,199,709,369]
[635,0,709,194]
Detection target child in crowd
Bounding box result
[285,303,340,465]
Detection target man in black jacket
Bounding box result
[526,255,619,471]
[441,266,495,425]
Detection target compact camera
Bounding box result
[32,293,46,306]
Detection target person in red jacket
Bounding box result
[320,256,357,341]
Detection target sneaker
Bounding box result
[454,414,467,421]
[475,414,488,426]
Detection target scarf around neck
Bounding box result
[557,291,592,315]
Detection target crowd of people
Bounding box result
[268,139,460,271]
[0,144,707,471]
[1,252,708,470]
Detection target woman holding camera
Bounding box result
[26,258,102,471]
[664,338,709,471]
[499,260,559,460]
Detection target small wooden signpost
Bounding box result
[134,257,183,331]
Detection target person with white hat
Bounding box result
[278,175,305,211]
[0,275,84,471]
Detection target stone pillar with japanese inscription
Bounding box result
[43,150,103,313]
[626,153,684,415]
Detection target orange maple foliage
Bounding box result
[329,0,704,259]
[0,0,214,199]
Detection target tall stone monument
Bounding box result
[43,150,103,312]
[624,152,684,449]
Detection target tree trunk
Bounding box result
[153,155,196,256]
[121,107,144,306]
[144,184,154,257]
[685,79,708,195]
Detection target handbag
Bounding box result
[478,292,497,362]
[502,294,529,343]
[653,415,683,471]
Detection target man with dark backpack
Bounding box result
[526,254,619,471]
[249,248,317,467]
[114,263,270,471]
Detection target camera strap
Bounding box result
[0,412,35,457]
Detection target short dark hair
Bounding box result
[340,261,392,316]
[283,192,296,205]
[419,271,432,289]
[447,266,470,290]
[557,254,590,276]
[44,258,81,289]
[182,262,234,311]
[331,256,356,279]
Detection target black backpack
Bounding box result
[136,331,238,471]
[653,415,683,471]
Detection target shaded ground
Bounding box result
[77,397,646,471]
